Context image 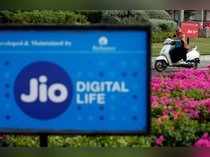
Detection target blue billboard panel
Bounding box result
[0,26,150,134]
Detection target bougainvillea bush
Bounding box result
[1,67,210,147]
[151,68,210,147]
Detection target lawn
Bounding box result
[152,38,210,56]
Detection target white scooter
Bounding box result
[154,38,200,72]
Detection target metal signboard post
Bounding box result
[0,25,150,147]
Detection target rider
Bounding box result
[170,27,189,63]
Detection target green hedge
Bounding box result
[150,19,177,32]
[79,11,102,23]
[0,10,88,24]
[101,10,172,25]
[6,135,152,147]
[152,31,176,43]
[101,10,150,24]
[0,10,177,34]
[144,10,172,20]
[100,10,177,34]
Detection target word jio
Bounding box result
[21,75,68,103]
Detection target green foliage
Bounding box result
[0,10,178,36]
[185,89,205,100]
[100,10,173,26]
[149,19,177,32]
[171,90,183,98]
[7,135,39,147]
[197,106,210,122]
[79,11,102,23]
[101,10,150,25]
[152,106,163,118]
[152,115,200,146]
[101,10,176,33]
[0,136,10,147]
[0,10,88,24]
[7,135,151,147]
[173,116,199,146]
[152,31,176,43]
[144,10,172,20]
[198,122,210,135]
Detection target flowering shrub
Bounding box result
[151,68,210,147]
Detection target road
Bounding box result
[151,55,210,74]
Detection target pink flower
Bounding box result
[202,133,209,139]
[173,111,181,120]
[194,133,210,148]
[194,139,210,148]
[151,96,159,107]
[155,135,165,146]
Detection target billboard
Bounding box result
[181,21,199,38]
[0,26,150,134]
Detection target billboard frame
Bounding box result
[0,25,151,136]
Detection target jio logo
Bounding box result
[14,61,73,120]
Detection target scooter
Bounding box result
[154,38,200,72]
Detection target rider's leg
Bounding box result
[182,48,188,61]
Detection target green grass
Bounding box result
[152,38,210,56]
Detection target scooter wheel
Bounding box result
[193,58,200,69]
[193,62,198,69]
[155,60,167,72]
